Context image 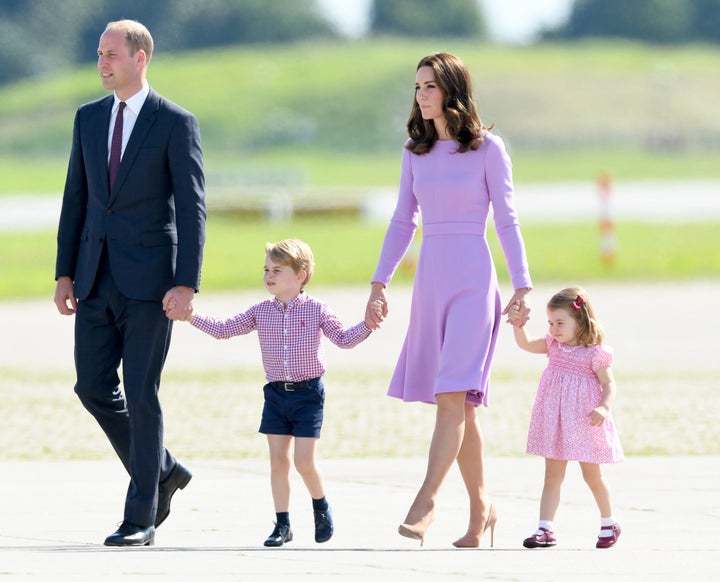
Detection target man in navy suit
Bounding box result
[54,19,206,546]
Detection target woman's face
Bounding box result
[415,65,445,124]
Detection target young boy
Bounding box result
[175,239,376,547]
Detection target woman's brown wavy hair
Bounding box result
[406,52,491,155]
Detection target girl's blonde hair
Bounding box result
[547,286,605,346]
[265,239,314,288]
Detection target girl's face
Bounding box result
[547,308,580,345]
[415,66,447,129]
[264,256,305,304]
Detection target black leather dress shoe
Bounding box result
[156,462,192,527]
[314,507,334,543]
[264,523,293,547]
[104,521,155,547]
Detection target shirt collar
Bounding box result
[272,291,308,310]
[113,83,150,115]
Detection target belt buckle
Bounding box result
[283,382,296,391]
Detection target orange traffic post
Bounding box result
[598,173,617,266]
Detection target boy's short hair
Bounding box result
[266,239,315,288]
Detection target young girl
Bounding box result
[508,287,624,549]
[173,239,375,547]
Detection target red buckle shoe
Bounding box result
[596,523,621,548]
[523,527,557,548]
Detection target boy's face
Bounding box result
[264,256,306,303]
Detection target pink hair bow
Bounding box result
[572,295,585,311]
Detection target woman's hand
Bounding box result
[502,287,531,327]
[365,282,388,330]
[506,300,526,327]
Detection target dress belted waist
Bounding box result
[422,222,486,237]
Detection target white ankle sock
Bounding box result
[535,520,554,535]
[599,516,616,537]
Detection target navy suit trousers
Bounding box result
[74,248,176,527]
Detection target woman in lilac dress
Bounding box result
[365,52,533,548]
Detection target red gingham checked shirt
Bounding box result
[191,292,372,382]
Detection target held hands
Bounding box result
[163,286,195,321]
[502,288,531,327]
[365,283,388,330]
[366,299,385,329]
[506,300,527,327]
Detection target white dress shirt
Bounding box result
[107,83,150,164]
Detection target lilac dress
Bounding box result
[372,134,532,406]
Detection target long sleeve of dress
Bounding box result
[371,147,420,287]
[485,136,532,290]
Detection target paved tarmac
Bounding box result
[1,281,719,580]
[6,281,718,376]
[1,456,717,581]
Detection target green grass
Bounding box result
[3,40,719,297]
[3,215,718,300]
[0,158,68,194]
[512,221,720,281]
[3,147,720,196]
[2,39,720,193]
[4,147,720,195]
[3,37,719,462]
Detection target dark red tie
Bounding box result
[108,101,126,190]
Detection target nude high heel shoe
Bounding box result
[452,505,498,548]
[398,522,427,546]
[398,509,434,546]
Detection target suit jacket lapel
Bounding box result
[109,89,160,201]
[94,97,114,199]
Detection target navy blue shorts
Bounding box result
[259,377,325,438]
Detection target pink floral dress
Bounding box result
[526,335,624,464]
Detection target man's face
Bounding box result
[97,28,145,99]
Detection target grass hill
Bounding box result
[1,39,720,194]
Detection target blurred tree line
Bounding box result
[1,0,718,86]
[545,0,720,44]
[0,0,336,84]
[370,0,486,38]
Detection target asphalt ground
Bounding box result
[1,281,718,580]
[0,456,717,581]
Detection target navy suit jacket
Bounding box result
[56,88,206,301]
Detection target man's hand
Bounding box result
[163,286,195,321]
[54,276,77,315]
